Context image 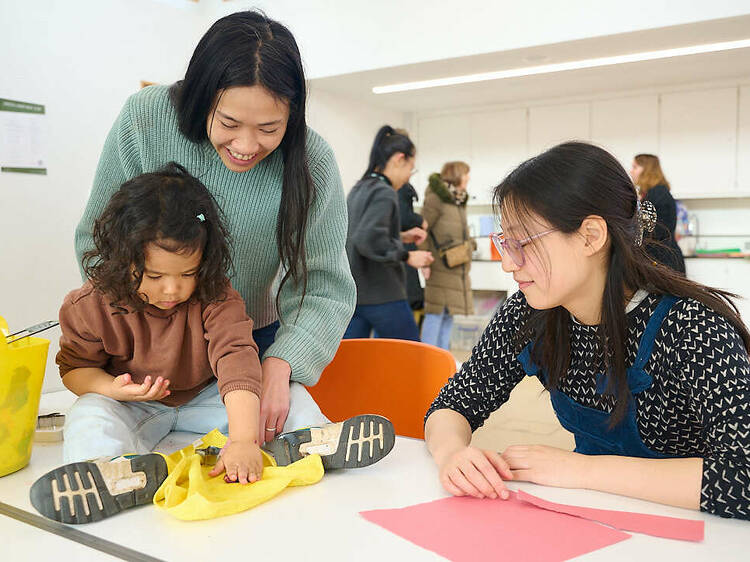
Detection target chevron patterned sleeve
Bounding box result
[671,300,750,520]
[426,291,531,431]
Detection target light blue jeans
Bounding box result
[421,308,454,350]
[63,382,328,463]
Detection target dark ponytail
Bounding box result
[170,11,313,314]
[495,142,750,426]
[363,125,415,178]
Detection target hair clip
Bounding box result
[635,200,657,247]
[196,213,205,222]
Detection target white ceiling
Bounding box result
[309,15,750,113]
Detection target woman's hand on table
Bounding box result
[501,444,587,488]
[437,445,513,499]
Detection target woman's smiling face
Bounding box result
[206,85,290,173]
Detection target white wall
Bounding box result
[306,88,408,192]
[0,0,209,392]
[0,1,407,393]
[210,0,750,78]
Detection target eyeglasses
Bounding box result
[489,229,557,267]
[409,167,418,176]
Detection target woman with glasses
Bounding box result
[344,126,434,340]
[424,142,750,520]
[420,162,476,350]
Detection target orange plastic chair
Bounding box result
[308,339,458,439]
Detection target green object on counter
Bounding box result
[694,248,742,254]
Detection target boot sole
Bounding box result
[265,414,395,470]
[29,453,167,524]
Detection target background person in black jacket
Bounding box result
[344,126,433,340]
[398,182,427,311]
[630,154,686,274]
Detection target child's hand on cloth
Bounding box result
[209,438,263,484]
[109,373,171,402]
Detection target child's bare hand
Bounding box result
[209,439,263,484]
[109,373,171,402]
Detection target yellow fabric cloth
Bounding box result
[153,429,324,521]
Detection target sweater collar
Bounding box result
[369,172,392,187]
[143,302,187,318]
[109,298,192,318]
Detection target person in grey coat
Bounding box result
[344,126,433,340]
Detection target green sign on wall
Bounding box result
[0,97,47,175]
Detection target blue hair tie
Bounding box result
[196,213,205,222]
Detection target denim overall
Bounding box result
[518,296,679,457]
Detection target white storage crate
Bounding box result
[450,315,492,351]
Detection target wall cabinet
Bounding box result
[468,108,528,205]
[659,88,738,197]
[738,86,750,192]
[415,108,527,205]
[414,114,471,200]
[528,102,590,155]
[685,258,750,324]
[416,83,748,202]
[590,95,659,173]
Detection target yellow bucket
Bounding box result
[0,315,50,476]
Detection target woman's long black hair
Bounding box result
[83,162,232,312]
[494,142,750,426]
[362,125,415,178]
[170,10,312,312]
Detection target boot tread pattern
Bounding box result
[332,415,395,469]
[29,453,167,524]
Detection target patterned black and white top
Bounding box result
[427,291,750,520]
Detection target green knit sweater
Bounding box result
[75,85,355,386]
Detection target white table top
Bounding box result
[1,433,748,562]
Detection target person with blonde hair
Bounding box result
[420,161,476,349]
[630,154,685,273]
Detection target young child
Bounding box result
[31,163,394,524]
[425,142,750,520]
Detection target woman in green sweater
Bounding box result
[75,11,355,445]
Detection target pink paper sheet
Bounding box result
[361,492,630,562]
[516,490,704,542]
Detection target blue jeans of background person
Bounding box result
[421,308,454,350]
[343,299,420,341]
[63,321,329,462]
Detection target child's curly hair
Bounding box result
[83,162,232,311]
